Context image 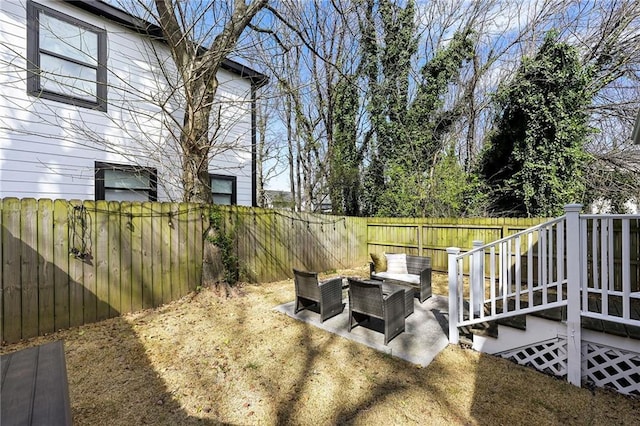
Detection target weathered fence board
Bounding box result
[107,201,121,317]
[3,199,21,343]
[178,206,188,298]
[82,201,97,326]
[141,202,154,310]
[1,198,205,344]
[37,199,54,335]
[120,202,133,315]
[160,202,172,305]
[53,200,70,332]
[95,201,110,321]
[21,199,39,339]
[130,202,143,313]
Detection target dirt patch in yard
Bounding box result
[2,269,638,425]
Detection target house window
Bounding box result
[95,163,157,201]
[211,174,236,205]
[27,1,107,110]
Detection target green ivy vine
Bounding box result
[206,206,239,285]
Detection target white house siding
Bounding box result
[0,0,255,205]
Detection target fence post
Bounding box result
[448,247,461,344]
[471,240,484,317]
[565,204,583,388]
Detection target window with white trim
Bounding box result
[27,1,107,110]
[95,162,157,201]
[211,174,236,205]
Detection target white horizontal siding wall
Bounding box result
[0,0,254,204]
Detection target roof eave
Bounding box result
[66,0,268,86]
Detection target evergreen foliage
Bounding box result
[330,75,361,215]
[206,206,239,285]
[424,144,488,217]
[359,4,475,217]
[478,30,593,217]
[360,0,417,216]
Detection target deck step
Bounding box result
[459,321,499,339]
[462,297,640,345]
[496,315,526,330]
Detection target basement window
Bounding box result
[95,162,157,201]
[211,174,236,205]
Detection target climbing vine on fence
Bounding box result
[207,206,239,285]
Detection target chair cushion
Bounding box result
[372,272,420,285]
[385,253,408,274]
[370,252,387,272]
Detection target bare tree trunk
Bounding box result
[154,0,267,203]
[180,77,217,203]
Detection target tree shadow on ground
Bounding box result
[0,224,213,425]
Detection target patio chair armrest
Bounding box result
[384,289,405,318]
[383,290,405,344]
[419,266,432,301]
[319,277,343,304]
[319,277,343,291]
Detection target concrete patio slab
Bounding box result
[274,295,451,367]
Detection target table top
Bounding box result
[1,340,72,426]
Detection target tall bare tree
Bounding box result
[152,0,268,203]
[253,0,362,212]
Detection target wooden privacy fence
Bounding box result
[1,198,204,344]
[219,206,368,283]
[2,197,554,344]
[366,217,549,272]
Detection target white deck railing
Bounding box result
[580,214,640,327]
[448,204,640,388]
[447,216,568,329]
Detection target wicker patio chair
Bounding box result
[293,269,344,322]
[347,278,405,345]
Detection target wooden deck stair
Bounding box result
[459,294,640,343]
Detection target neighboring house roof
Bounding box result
[69,0,268,87]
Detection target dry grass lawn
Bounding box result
[2,268,638,425]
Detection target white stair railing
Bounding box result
[448,216,569,343]
[448,205,640,391]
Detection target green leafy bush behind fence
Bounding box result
[1,198,545,344]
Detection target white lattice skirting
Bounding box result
[498,338,568,377]
[582,341,640,396]
[495,336,640,396]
